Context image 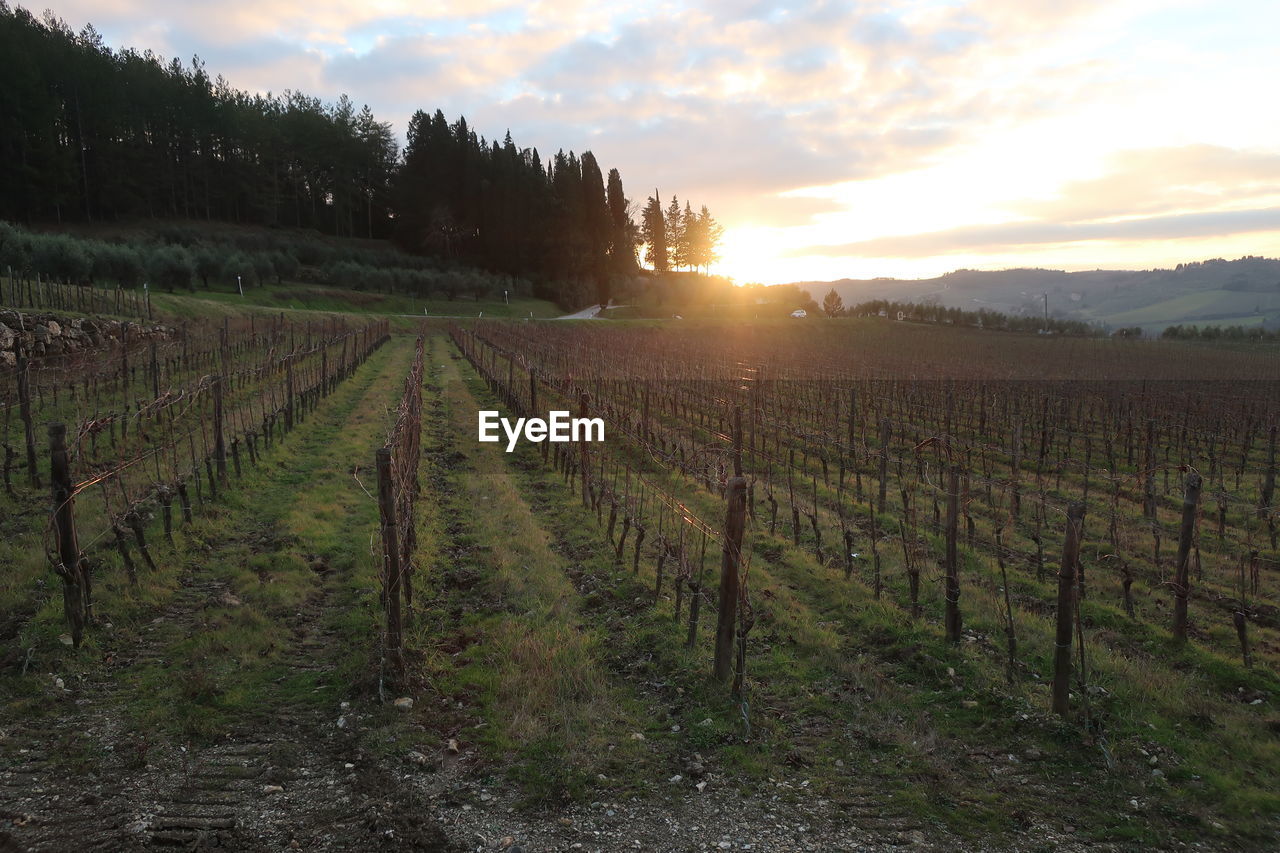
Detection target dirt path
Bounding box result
[555,305,603,320]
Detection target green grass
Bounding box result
[149,281,560,321]
[1091,288,1280,329]
[5,321,1277,848]
[449,330,1280,846]
[0,336,413,744]
[133,337,412,735]
[409,335,654,805]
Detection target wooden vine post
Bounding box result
[732,405,743,478]
[285,355,295,431]
[49,424,90,648]
[1172,470,1202,643]
[375,446,405,679]
[212,375,227,485]
[944,464,962,643]
[1143,419,1157,519]
[1052,501,1086,716]
[17,344,39,487]
[877,418,890,514]
[578,391,591,509]
[149,339,159,398]
[1260,424,1276,520]
[713,476,748,686]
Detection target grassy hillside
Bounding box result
[797,257,1280,332]
[150,281,560,320]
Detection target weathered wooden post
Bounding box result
[376,447,404,679]
[578,391,591,509]
[49,424,89,647]
[1172,471,1202,643]
[712,477,748,686]
[321,345,328,398]
[995,527,1017,683]
[1143,419,1157,520]
[120,323,129,397]
[220,318,230,376]
[1233,609,1252,668]
[686,534,707,646]
[125,509,157,574]
[944,464,962,643]
[17,345,39,487]
[1052,501,1086,716]
[632,513,646,575]
[1010,422,1022,519]
[1260,424,1276,520]
[877,418,890,514]
[149,339,160,399]
[3,444,17,497]
[870,506,881,599]
[159,485,175,546]
[177,480,193,524]
[285,355,295,431]
[732,405,743,478]
[506,355,514,408]
[212,375,227,485]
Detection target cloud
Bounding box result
[25,0,1280,278]
[730,193,846,228]
[964,0,1108,34]
[48,1,525,48]
[788,207,1280,259]
[1009,145,1280,222]
[41,0,1124,189]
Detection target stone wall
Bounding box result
[0,310,176,367]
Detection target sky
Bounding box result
[37,0,1280,284]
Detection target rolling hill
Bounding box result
[794,256,1280,333]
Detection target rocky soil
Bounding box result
[0,309,175,367]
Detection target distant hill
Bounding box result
[792,256,1280,333]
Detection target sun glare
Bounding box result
[717,224,791,284]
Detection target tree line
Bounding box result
[391,115,724,305]
[639,193,723,274]
[0,4,397,237]
[392,111,643,306]
[833,295,1103,336]
[834,294,1280,341]
[0,4,725,308]
[1161,323,1280,342]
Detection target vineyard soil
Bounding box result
[2,310,1278,852]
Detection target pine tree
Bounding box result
[641,191,668,272]
[674,201,697,271]
[822,288,844,317]
[665,195,683,270]
[579,151,610,304]
[606,168,636,273]
[693,205,723,273]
